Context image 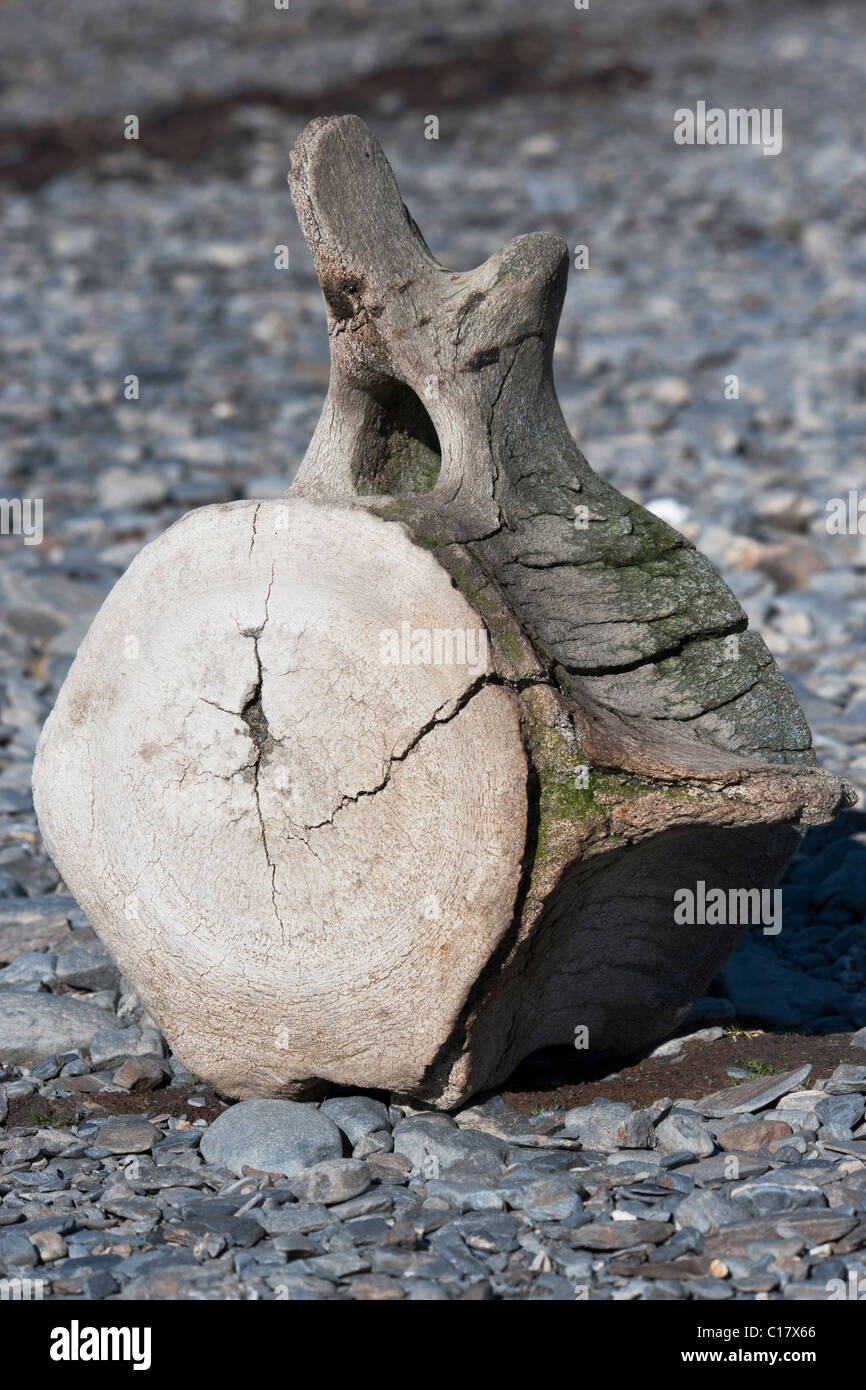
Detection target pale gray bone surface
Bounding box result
[33,116,854,1107]
[34,500,527,1099]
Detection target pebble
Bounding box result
[0,1232,39,1271]
[319,1096,391,1146]
[94,1116,160,1154]
[392,1116,506,1173]
[655,1110,717,1158]
[111,1057,167,1091]
[288,1159,373,1206]
[28,1230,69,1264]
[0,950,57,990]
[717,1119,794,1153]
[53,937,120,991]
[87,1025,166,1071]
[560,1100,635,1151]
[199,1099,344,1178]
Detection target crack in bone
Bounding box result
[301,673,494,834]
[238,561,279,933]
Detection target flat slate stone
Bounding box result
[694,1064,813,1118]
[253,1204,334,1236]
[95,1117,160,1154]
[569,1219,671,1250]
[705,1211,858,1257]
[0,990,119,1067]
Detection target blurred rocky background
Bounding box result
[3,0,866,1305]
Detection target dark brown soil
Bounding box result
[5,1036,859,1131]
[0,29,647,190]
[501,1032,858,1114]
[4,1083,227,1131]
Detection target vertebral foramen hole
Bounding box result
[355,380,441,497]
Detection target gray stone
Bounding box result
[649,1026,725,1059]
[0,950,57,990]
[423,1179,506,1213]
[454,1094,573,1146]
[199,1100,343,1178]
[682,1153,769,1183]
[0,1232,39,1270]
[405,1280,453,1300]
[352,1130,393,1159]
[288,1158,372,1205]
[86,988,120,1013]
[554,1248,595,1281]
[825,1064,866,1094]
[0,990,119,1067]
[772,1108,819,1135]
[28,1229,68,1263]
[265,1271,334,1300]
[111,1056,167,1091]
[452,1211,523,1253]
[687,1276,733,1301]
[254,1204,335,1236]
[392,1115,507,1173]
[728,1173,825,1218]
[329,1190,394,1221]
[2,1079,35,1101]
[560,1100,635,1151]
[505,1176,584,1224]
[97,466,168,511]
[168,1214,263,1249]
[319,1096,391,1146]
[673,1190,740,1234]
[425,1151,506,1183]
[618,1110,657,1149]
[814,1093,864,1136]
[87,1025,165,1071]
[290,1250,369,1280]
[655,1110,716,1157]
[605,1148,666,1168]
[570,1218,671,1250]
[95,1116,159,1154]
[100,1194,162,1223]
[26,1053,62,1081]
[705,1212,857,1256]
[54,936,120,991]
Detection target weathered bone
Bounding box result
[33,116,854,1107]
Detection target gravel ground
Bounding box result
[1,0,865,1300]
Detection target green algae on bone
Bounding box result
[367,510,740,832]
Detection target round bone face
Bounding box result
[33,498,527,1098]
